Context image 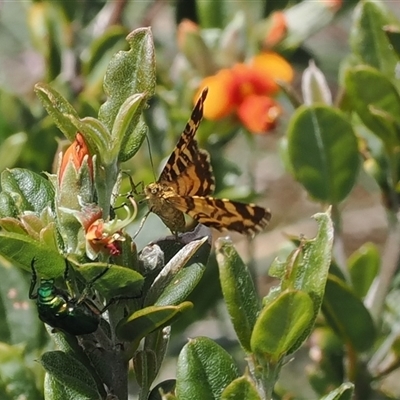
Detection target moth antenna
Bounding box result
[145,134,157,181]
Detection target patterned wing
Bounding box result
[166,195,271,235]
[158,88,215,197]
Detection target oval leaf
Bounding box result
[350,1,399,80]
[112,93,148,162]
[77,262,144,298]
[348,242,380,298]
[251,290,314,362]
[345,65,400,147]
[1,168,54,216]
[176,336,239,399]
[216,237,260,353]
[116,302,192,343]
[322,275,376,352]
[154,261,206,307]
[288,105,359,203]
[98,27,156,136]
[0,231,65,276]
[142,328,171,387]
[34,83,80,142]
[144,237,209,307]
[82,25,128,76]
[265,210,334,355]
[40,351,100,399]
[221,375,261,400]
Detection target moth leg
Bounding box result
[132,210,151,239]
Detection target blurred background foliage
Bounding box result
[2,0,400,399]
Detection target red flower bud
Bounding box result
[59,133,93,184]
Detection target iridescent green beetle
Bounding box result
[29,258,109,335]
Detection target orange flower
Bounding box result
[84,197,138,259]
[237,95,281,134]
[59,133,93,183]
[86,219,124,257]
[196,52,293,134]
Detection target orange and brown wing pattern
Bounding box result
[166,195,271,235]
[158,88,215,197]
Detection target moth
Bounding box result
[144,87,271,236]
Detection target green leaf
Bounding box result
[155,261,207,307]
[176,336,239,399]
[178,23,217,76]
[322,275,376,352]
[77,262,144,298]
[47,328,103,392]
[28,2,63,81]
[348,242,380,298]
[251,290,314,362]
[82,25,128,77]
[0,168,55,216]
[134,349,158,390]
[64,115,110,160]
[0,132,27,171]
[0,262,43,347]
[350,0,399,81]
[144,237,209,307]
[215,237,260,353]
[44,374,75,400]
[320,382,354,400]
[384,25,400,58]
[40,351,101,399]
[142,329,171,388]
[196,0,225,28]
[287,105,359,203]
[111,93,148,162]
[98,27,156,141]
[345,65,400,147]
[0,342,42,399]
[116,302,193,343]
[0,231,65,277]
[221,374,262,400]
[34,83,81,141]
[266,210,334,355]
[0,193,18,219]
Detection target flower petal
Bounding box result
[196,70,236,119]
[251,52,294,87]
[231,63,277,99]
[237,95,281,134]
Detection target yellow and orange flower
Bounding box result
[196,52,293,134]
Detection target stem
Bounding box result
[138,350,151,400]
[372,356,400,381]
[244,130,258,287]
[331,204,349,279]
[368,321,400,373]
[364,211,400,322]
[365,150,400,323]
[346,341,358,383]
[248,354,266,399]
[262,359,282,400]
[249,353,282,400]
